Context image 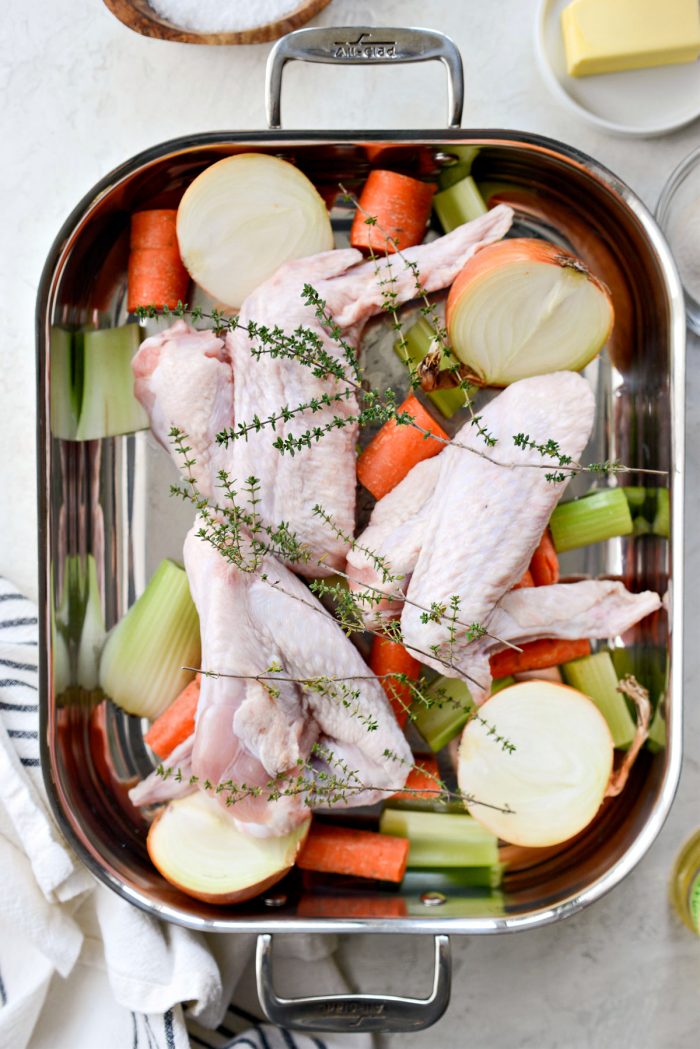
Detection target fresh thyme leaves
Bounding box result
[170,427,312,574]
[263,567,490,692]
[183,664,380,732]
[169,432,510,680]
[143,298,665,481]
[218,388,357,448]
[311,505,399,586]
[154,747,515,814]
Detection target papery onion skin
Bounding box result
[445,238,614,387]
[147,791,310,905]
[458,680,614,848]
[176,153,334,309]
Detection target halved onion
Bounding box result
[457,680,613,847]
[176,153,334,308]
[445,238,613,386]
[148,791,310,904]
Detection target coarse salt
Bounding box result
[149,0,306,34]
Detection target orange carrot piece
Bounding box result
[363,143,395,165]
[130,209,180,250]
[512,569,535,590]
[393,757,440,800]
[298,893,408,918]
[297,824,409,883]
[369,636,421,727]
[128,248,189,312]
[144,678,200,760]
[529,528,560,586]
[127,210,189,312]
[357,394,448,500]
[489,638,591,679]
[350,170,436,254]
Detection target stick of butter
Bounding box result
[561,0,700,77]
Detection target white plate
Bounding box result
[535,0,700,137]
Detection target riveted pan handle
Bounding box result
[265,26,464,129]
[255,933,451,1034]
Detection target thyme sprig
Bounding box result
[311,506,519,653]
[142,300,666,481]
[155,743,515,813]
[169,433,511,684]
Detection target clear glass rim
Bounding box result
[656,144,700,226]
[656,145,700,335]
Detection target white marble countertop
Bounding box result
[3,1,700,1046]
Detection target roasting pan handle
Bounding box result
[255,933,451,1034]
[266,26,464,129]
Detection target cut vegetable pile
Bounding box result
[56,147,668,907]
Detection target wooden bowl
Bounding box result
[102,0,332,45]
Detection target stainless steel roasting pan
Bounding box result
[36,28,685,1034]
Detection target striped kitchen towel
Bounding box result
[0,578,370,1049]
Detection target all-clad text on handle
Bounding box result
[255,933,451,1034]
[265,26,465,129]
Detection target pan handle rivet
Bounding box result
[264,893,288,908]
[420,891,447,907]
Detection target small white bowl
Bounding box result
[535,0,700,137]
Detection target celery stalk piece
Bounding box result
[621,486,648,511]
[633,517,652,536]
[621,486,670,538]
[402,865,504,891]
[51,610,71,696]
[99,559,200,720]
[653,488,670,538]
[647,701,666,752]
[406,891,505,918]
[490,676,516,695]
[561,651,636,749]
[385,796,470,816]
[76,555,106,689]
[53,554,104,690]
[420,386,465,421]
[437,146,481,190]
[549,488,633,553]
[394,317,466,419]
[611,645,667,706]
[412,674,474,752]
[49,326,79,440]
[433,176,488,233]
[379,809,499,868]
[74,324,149,440]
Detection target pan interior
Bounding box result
[40,136,674,931]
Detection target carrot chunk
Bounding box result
[489,638,591,679]
[512,569,535,590]
[297,824,409,883]
[529,528,560,586]
[369,636,421,727]
[127,210,189,312]
[357,394,448,500]
[297,893,408,918]
[393,757,441,800]
[130,209,181,250]
[144,678,200,760]
[350,170,436,254]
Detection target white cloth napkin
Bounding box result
[0,578,370,1049]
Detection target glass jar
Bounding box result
[657,145,700,336]
[670,830,700,933]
